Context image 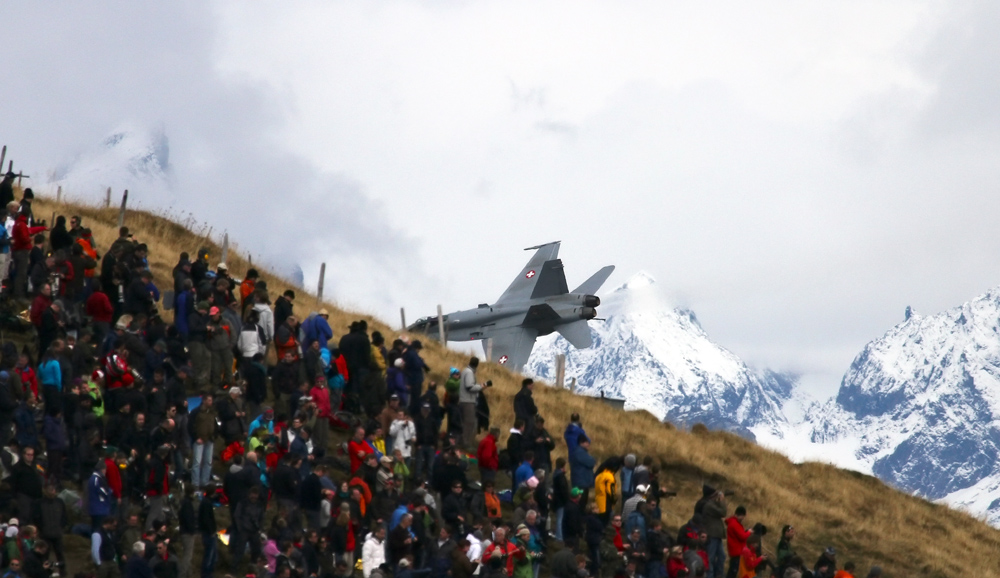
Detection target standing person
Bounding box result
[459,358,489,450]
[513,379,538,435]
[476,427,500,484]
[594,458,621,525]
[88,460,114,529]
[702,489,728,578]
[11,447,43,525]
[274,289,295,329]
[186,302,211,389]
[569,438,596,507]
[207,306,234,387]
[35,484,67,573]
[551,458,570,543]
[178,486,198,578]
[11,209,46,300]
[188,393,217,494]
[145,445,171,531]
[199,484,219,578]
[231,486,266,572]
[563,414,588,451]
[402,340,429,416]
[91,517,120,578]
[725,507,753,578]
[414,403,438,482]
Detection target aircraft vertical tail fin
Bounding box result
[572,265,615,295]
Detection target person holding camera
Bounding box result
[459,357,491,450]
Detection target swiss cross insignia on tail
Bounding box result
[498,355,509,364]
[525,270,536,279]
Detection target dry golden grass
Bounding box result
[29,193,1000,577]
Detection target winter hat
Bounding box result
[398,559,410,568]
[209,306,220,316]
[624,454,636,468]
[229,386,242,395]
[824,547,836,557]
[516,524,530,538]
[526,477,539,489]
[702,484,716,498]
[570,487,584,498]
[450,367,459,375]
[196,301,210,311]
[7,518,17,526]
[394,358,404,368]
[865,567,882,578]
[635,484,649,495]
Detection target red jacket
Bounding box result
[477,433,499,471]
[738,545,764,578]
[86,291,114,324]
[666,557,688,578]
[14,366,37,399]
[12,215,44,252]
[105,457,123,498]
[29,295,51,327]
[348,439,373,473]
[726,517,753,557]
[310,385,331,418]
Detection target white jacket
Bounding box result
[237,324,267,358]
[389,419,416,458]
[253,303,275,343]
[362,533,386,578]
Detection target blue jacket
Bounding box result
[569,446,596,489]
[515,461,534,488]
[14,403,37,449]
[43,415,68,451]
[247,415,274,442]
[390,505,409,530]
[625,509,646,540]
[88,472,113,516]
[38,359,61,390]
[302,315,333,350]
[564,423,587,450]
[175,290,193,336]
[402,348,427,388]
[386,367,407,400]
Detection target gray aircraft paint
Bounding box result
[409,241,614,370]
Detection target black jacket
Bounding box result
[552,469,570,509]
[513,387,537,421]
[198,496,217,534]
[272,463,300,501]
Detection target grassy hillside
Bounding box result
[32,194,1000,578]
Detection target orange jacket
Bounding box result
[77,238,98,277]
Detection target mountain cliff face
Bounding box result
[798,287,1000,524]
[524,272,792,440]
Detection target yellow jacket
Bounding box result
[371,344,387,373]
[595,470,617,513]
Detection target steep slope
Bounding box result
[24,193,1000,577]
[525,272,790,439]
[797,288,1000,525]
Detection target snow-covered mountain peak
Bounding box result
[613,271,657,292]
[525,271,791,439]
[48,125,172,197]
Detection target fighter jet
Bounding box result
[408,241,614,371]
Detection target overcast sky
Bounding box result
[4,1,1000,397]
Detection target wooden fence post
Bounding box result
[220,232,230,265]
[56,186,62,204]
[437,305,446,343]
[555,354,566,388]
[105,187,112,208]
[317,262,326,303]
[0,147,6,176]
[117,190,128,228]
[400,308,406,331]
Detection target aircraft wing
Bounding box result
[496,242,562,304]
[489,326,539,371]
[555,319,593,349]
[572,265,615,294]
